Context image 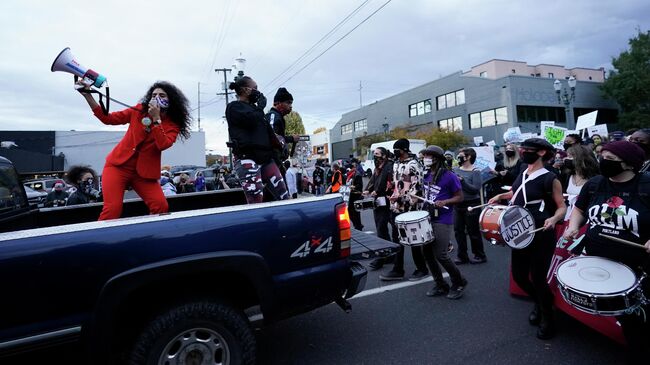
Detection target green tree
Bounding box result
[313,126,327,134]
[414,127,469,151]
[284,111,306,135]
[601,30,650,130]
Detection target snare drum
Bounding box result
[555,256,646,316]
[394,211,434,247]
[478,205,536,249]
[353,197,376,211]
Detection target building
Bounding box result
[0,130,206,175]
[309,129,330,162]
[329,59,618,160]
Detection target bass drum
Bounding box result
[479,205,536,249]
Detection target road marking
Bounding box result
[350,273,449,299]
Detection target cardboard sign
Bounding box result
[473,146,496,171]
[588,124,608,137]
[543,125,568,150]
[473,136,484,146]
[503,127,523,143]
[575,110,598,131]
[540,121,555,137]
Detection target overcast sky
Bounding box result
[1,0,648,154]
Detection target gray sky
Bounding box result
[1,0,648,154]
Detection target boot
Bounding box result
[536,311,556,340]
[528,304,540,326]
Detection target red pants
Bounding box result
[99,158,168,220]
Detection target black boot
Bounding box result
[536,311,556,340]
[528,304,540,326]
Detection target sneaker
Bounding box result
[470,256,487,264]
[408,270,428,281]
[447,278,468,300]
[453,257,470,265]
[447,243,454,253]
[426,283,450,297]
[380,270,405,281]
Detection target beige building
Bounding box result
[464,59,605,82]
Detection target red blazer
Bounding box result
[92,104,180,179]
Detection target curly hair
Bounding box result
[141,81,192,140]
[66,165,98,188]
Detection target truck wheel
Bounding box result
[128,301,255,365]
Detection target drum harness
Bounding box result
[510,168,549,213]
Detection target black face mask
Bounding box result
[563,143,573,151]
[393,150,403,159]
[599,159,626,178]
[563,159,575,171]
[373,156,383,164]
[505,150,516,158]
[248,89,261,104]
[458,156,466,165]
[634,142,650,155]
[521,151,540,164]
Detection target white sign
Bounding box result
[486,140,496,147]
[473,136,484,146]
[473,146,496,171]
[503,127,523,143]
[575,110,598,130]
[543,125,568,150]
[588,124,609,137]
[520,133,539,141]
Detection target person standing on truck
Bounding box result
[65,165,102,205]
[363,147,398,270]
[266,87,299,176]
[225,76,289,203]
[381,139,429,281]
[77,81,191,220]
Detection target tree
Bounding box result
[414,127,468,151]
[313,127,327,134]
[601,30,650,130]
[284,111,306,135]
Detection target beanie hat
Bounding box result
[601,141,645,171]
[393,138,410,152]
[274,87,293,103]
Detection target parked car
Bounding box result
[23,178,66,192]
[23,185,47,207]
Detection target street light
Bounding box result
[553,76,577,129]
[233,53,246,82]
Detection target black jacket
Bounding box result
[265,108,294,144]
[226,101,276,164]
[365,160,394,197]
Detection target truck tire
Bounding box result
[128,301,255,365]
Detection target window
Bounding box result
[436,89,465,110]
[548,73,554,78]
[408,99,432,118]
[480,71,487,78]
[438,116,463,131]
[515,105,566,124]
[588,76,592,80]
[341,123,353,134]
[535,73,541,77]
[468,107,509,129]
[354,119,367,131]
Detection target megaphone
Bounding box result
[51,47,107,88]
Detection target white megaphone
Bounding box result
[51,47,107,88]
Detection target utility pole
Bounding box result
[215,68,234,169]
[197,82,201,131]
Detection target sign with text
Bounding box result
[473,146,496,171]
[473,136,484,146]
[588,124,609,138]
[503,127,523,143]
[543,125,568,150]
[575,110,598,131]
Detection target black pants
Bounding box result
[617,285,650,363]
[348,196,363,231]
[454,199,486,260]
[511,228,555,317]
[423,223,464,287]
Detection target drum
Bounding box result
[555,256,646,316]
[353,197,376,211]
[394,211,434,247]
[478,205,535,249]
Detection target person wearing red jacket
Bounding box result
[77,81,191,220]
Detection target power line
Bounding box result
[262,0,371,92]
[274,0,393,87]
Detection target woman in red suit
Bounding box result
[77,81,191,220]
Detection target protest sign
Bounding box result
[473,136,484,146]
[540,121,555,137]
[543,125,568,150]
[503,127,523,143]
[473,146,496,171]
[588,124,608,137]
[575,110,598,131]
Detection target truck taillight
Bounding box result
[337,203,351,258]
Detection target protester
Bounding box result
[225,76,289,203]
[194,171,206,192]
[346,161,364,230]
[499,143,523,186]
[364,147,398,270]
[313,161,325,196]
[591,134,604,146]
[45,182,69,207]
[266,87,298,174]
[452,148,486,264]
[176,173,195,194]
[417,145,468,299]
[443,150,455,169]
[160,176,177,196]
[66,165,101,205]
[594,143,605,160]
[326,163,343,194]
[563,133,582,151]
[489,138,566,339]
[284,160,298,198]
[562,145,599,220]
[77,80,190,220]
[628,128,650,172]
[564,141,650,363]
[381,139,429,281]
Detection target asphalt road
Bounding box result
[4,197,628,365]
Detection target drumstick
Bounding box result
[598,233,647,250]
[467,203,490,212]
[528,226,546,234]
[409,193,449,209]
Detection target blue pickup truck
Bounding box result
[0,156,370,364]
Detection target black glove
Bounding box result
[256,93,267,110]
